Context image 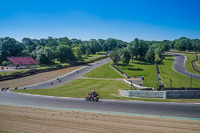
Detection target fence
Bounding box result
[118,89,200,99]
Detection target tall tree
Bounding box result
[110,48,121,66]
[73,46,83,61]
[145,47,155,62]
[1,37,23,63]
[56,45,74,63]
[119,48,131,68]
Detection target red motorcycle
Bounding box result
[85,93,99,102]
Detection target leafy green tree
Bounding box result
[2,61,8,66]
[1,37,23,63]
[119,48,131,68]
[110,48,121,66]
[73,46,83,61]
[46,37,58,47]
[58,37,71,46]
[98,39,106,48]
[145,47,155,62]
[56,45,74,63]
[105,38,117,50]
[21,50,31,56]
[127,44,135,62]
[138,40,149,57]
[117,40,127,48]
[71,38,82,47]
[22,38,37,53]
[191,39,200,52]
[155,47,163,58]
[174,37,192,51]
[35,47,54,65]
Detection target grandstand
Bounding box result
[7,57,39,66]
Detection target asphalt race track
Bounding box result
[0,58,200,119]
[167,52,200,80]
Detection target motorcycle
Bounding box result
[85,93,99,102]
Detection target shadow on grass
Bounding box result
[133,62,153,65]
[127,68,143,71]
[97,53,105,55]
[164,59,174,60]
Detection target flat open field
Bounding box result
[0,105,200,133]
[0,65,83,88]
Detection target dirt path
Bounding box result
[0,65,83,88]
[0,105,199,133]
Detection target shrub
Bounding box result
[2,61,8,66]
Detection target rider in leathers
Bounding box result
[91,90,97,99]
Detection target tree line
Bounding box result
[110,37,200,67]
[0,36,200,66]
[0,37,127,65]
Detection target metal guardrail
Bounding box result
[118,90,164,98]
[118,89,200,99]
[164,90,200,99]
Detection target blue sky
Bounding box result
[0,0,200,42]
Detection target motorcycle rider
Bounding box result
[91,90,97,99]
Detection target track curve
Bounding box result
[0,58,200,119]
[167,52,200,80]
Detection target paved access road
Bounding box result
[0,58,200,119]
[167,52,200,80]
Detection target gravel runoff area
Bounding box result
[0,65,84,88]
[0,105,200,133]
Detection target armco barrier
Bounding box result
[118,90,200,99]
[164,90,200,99]
[118,90,164,98]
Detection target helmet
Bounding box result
[92,90,95,93]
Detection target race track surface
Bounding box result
[0,58,200,120]
[167,52,200,80]
[0,91,200,119]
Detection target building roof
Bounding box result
[7,57,39,66]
